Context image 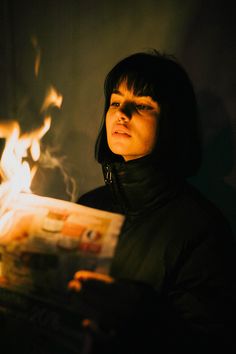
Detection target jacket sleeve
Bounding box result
[162,221,236,353]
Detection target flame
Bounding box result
[40,86,63,113]
[0,86,63,224]
[31,36,41,78]
[0,210,14,236]
[0,35,64,234]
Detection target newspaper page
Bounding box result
[0,193,125,295]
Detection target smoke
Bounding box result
[38,146,77,202]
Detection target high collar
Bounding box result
[102,155,184,216]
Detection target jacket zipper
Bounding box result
[104,163,128,214]
[104,163,113,185]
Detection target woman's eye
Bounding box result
[136,104,151,111]
[110,102,120,107]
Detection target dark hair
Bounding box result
[95,50,202,178]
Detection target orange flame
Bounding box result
[31,36,41,78]
[0,86,63,222]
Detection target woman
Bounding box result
[69,51,236,354]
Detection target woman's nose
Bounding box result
[116,102,133,121]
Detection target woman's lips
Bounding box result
[112,132,131,137]
[112,126,131,137]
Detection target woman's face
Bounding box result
[106,81,160,161]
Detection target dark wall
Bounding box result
[0,0,235,235]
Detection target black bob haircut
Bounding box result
[95,50,202,178]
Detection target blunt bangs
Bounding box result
[103,52,164,111]
[106,72,157,103]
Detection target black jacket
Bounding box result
[78,155,236,353]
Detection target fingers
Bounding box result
[68,279,82,292]
[67,271,114,293]
[74,270,114,284]
[82,318,100,332]
[82,318,116,340]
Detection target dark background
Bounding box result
[0,0,235,236]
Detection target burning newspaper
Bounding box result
[0,193,124,295]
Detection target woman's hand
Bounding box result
[67,270,159,333]
[67,270,161,353]
[68,270,114,292]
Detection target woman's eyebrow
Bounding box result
[112,89,151,99]
[112,89,123,95]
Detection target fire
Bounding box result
[0,86,63,226]
[31,36,41,78]
[0,37,63,234]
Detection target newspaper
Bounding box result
[0,193,125,295]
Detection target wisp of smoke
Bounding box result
[39,146,77,202]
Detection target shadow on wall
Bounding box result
[190,90,236,238]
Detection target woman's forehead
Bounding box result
[112,80,159,104]
[113,80,132,93]
[113,79,153,96]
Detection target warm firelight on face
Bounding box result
[0,86,63,230]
